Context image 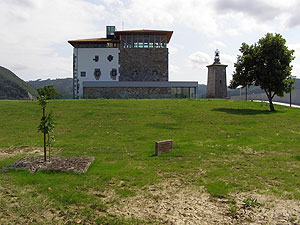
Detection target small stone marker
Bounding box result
[155,140,173,156]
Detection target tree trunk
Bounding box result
[43,108,47,162]
[265,90,275,112]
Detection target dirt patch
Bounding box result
[2,156,94,174]
[107,179,300,224]
[0,146,44,159]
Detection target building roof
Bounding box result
[114,29,173,43]
[68,29,174,47]
[68,38,119,47]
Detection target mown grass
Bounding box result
[0,99,300,223]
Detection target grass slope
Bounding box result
[0,66,38,99]
[0,99,299,223]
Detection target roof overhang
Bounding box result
[68,38,119,47]
[114,30,173,43]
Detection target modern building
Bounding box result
[206,50,227,98]
[68,26,198,99]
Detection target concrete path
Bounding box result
[253,100,300,108]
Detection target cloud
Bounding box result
[188,51,212,69]
[0,0,108,80]
[214,0,282,21]
[209,41,227,50]
[170,64,181,74]
[168,44,184,55]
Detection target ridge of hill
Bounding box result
[28,78,73,99]
[228,78,300,97]
[0,66,38,100]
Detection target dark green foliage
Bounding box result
[37,85,61,102]
[242,197,261,208]
[230,33,295,111]
[0,66,38,99]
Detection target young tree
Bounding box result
[37,85,61,162]
[229,33,295,111]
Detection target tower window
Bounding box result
[152,70,158,75]
[93,56,99,62]
[81,71,86,77]
[110,68,117,80]
[94,68,101,80]
[132,70,138,76]
[107,55,114,62]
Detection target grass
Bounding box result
[0,99,300,223]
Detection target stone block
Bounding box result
[155,140,173,156]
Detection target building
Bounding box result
[206,50,227,98]
[68,26,198,99]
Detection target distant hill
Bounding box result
[228,78,300,97]
[28,78,73,99]
[0,66,38,100]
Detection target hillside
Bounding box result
[28,78,73,99]
[0,99,299,224]
[0,66,38,100]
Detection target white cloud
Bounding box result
[188,51,212,69]
[0,0,108,80]
[168,44,184,55]
[170,64,181,74]
[209,41,227,50]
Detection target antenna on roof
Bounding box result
[122,21,124,30]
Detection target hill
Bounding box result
[228,78,300,97]
[0,99,299,224]
[28,78,73,99]
[0,66,38,100]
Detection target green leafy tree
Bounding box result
[37,85,61,161]
[229,33,295,111]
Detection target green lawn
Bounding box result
[0,99,299,224]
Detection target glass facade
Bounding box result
[121,34,167,49]
[171,87,196,98]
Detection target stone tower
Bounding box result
[206,49,227,98]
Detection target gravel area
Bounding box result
[2,156,94,174]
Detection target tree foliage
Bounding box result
[229,33,295,111]
[37,85,60,162]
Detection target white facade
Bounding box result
[73,48,120,98]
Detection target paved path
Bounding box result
[253,100,300,108]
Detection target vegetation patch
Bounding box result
[0,99,299,223]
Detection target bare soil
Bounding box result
[107,179,300,224]
[0,146,44,160]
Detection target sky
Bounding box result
[1,0,300,85]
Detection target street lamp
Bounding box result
[290,75,296,107]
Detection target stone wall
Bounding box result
[206,64,227,98]
[84,87,171,99]
[119,48,168,81]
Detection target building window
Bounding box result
[152,70,158,75]
[132,70,138,76]
[107,55,113,62]
[120,34,167,49]
[94,68,101,80]
[110,68,117,80]
[93,56,99,62]
[81,71,86,77]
